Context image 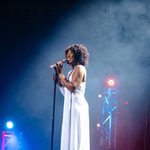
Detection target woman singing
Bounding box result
[56,44,90,150]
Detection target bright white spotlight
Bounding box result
[96,123,101,128]
[98,94,102,98]
[6,121,14,129]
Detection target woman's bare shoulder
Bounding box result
[75,65,86,74]
[76,65,86,70]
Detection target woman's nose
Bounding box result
[67,55,70,59]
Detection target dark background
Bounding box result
[0,0,150,150]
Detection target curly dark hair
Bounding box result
[65,44,89,67]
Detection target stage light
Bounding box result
[6,121,14,129]
[107,79,115,87]
[97,123,101,128]
[105,78,116,88]
[124,101,129,106]
[98,94,102,98]
[96,123,101,131]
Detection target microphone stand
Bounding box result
[51,68,58,150]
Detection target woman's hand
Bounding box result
[56,61,63,74]
[55,61,65,84]
[55,61,64,86]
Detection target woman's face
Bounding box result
[66,50,75,65]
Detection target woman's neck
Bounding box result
[71,62,80,69]
[71,64,76,69]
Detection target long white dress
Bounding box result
[59,66,90,150]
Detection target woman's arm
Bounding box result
[58,65,85,92]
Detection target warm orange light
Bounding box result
[107,79,115,87]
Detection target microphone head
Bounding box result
[62,59,68,63]
[50,59,67,69]
[50,64,56,69]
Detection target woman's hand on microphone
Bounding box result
[55,62,65,86]
[56,61,63,74]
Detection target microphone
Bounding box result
[50,59,67,69]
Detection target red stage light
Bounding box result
[124,101,129,106]
[107,79,115,87]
